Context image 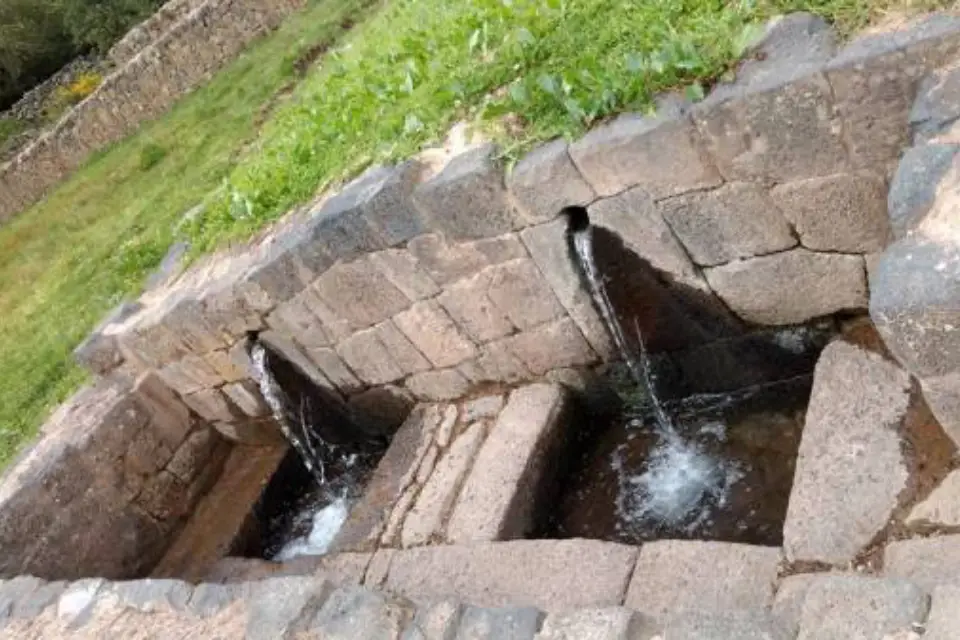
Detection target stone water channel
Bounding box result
[7,10,960,638]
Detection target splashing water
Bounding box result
[272,491,352,561]
[568,222,744,534]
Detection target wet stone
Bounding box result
[306,586,413,640]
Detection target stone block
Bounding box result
[213,418,284,446]
[222,380,270,417]
[203,346,249,384]
[136,470,190,521]
[783,341,911,564]
[304,172,392,263]
[405,369,471,402]
[663,610,791,640]
[795,575,928,640]
[155,359,206,397]
[166,427,220,483]
[501,318,596,376]
[919,373,960,448]
[317,162,426,250]
[402,422,486,547]
[437,271,516,343]
[107,579,194,613]
[911,63,960,142]
[461,395,504,423]
[125,425,174,482]
[337,321,431,386]
[313,257,412,332]
[401,600,463,640]
[771,171,890,252]
[519,219,612,356]
[306,586,413,639]
[394,301,478,368]
[455,606,543,640]
[412,144,523,240]
[259,329,336,392]
[887,144,960,238]
[660,182,796,266]
[569,105,721,198]
[507,138,596,223]
[870,231,960,383]
[332,405,441,552]
[369,249,441,302]
[133,371,192,450]
[244,576,334,640]
[306,347,364,394]
[407,232,528,286]
[588,187,701,285]
[235,234,315,311]
[484,259,566,330]
[162,297,231,353]
[383,539,638,613]
[693,73,847,182]
[624,541,780,619]
[704,249,867,325]
[447,384,572,542]
[924,584,960,640]
[458,340,531,385]
[73,301,142,375]
[0,576,45,618]
[347,386,416,436]
[182,387,240,423]
[535,608,651,640]
[772,574,818,639]
[907,469,960,526]
[266,292,333,349]
[884,534,960,590]
[11,579,67,619]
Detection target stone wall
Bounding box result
[6,11,960,583]
[0,0,305,223]
[0,373,233,580]
[107,0,209,67]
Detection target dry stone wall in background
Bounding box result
[0,0,305,222]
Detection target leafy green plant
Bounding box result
[138,141,166,171]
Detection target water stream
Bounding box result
[561,210,822,540]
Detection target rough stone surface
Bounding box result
[404,369,471,402]
[887,144,959,238]
[337,321,431,386]
[907,470,960,526]
[383,540,638,613]
[884,534,960,590]
[924,584,960,640]
[624,541,780,619]
[348,386,416,436]
[771,172,891,252]
[402,599,463,640]
[694,73,848,182]
[660,182,796,266]
[783,341,911,564]
[244,576,333,640]
[508,138,596,224]
[569,106,721,198]
[402,422,486,547]
[412,144,523,240]
[535,607,652,640]
[407,233,527,287]
[704,249,868,325]
[484,259,566,330]
[306,347,364,394]
[437,271,517,343]
[394,301,478,369]
[313,258,412,332]
[461,395,504,423]
[663,610,791,640]
[501,318,596,376]
[370,249,441,302]
[266,292,333,349]
[458,340,532,385]
[772,574,818,639]
[456,606,544,640]
[795,575,928,640]
[306,586,413,639]
[73,302,141,375]
[589,187,701,284]
[447,384,571,542]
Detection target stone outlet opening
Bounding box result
[537,206,845,547]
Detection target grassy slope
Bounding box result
[0,0,951,466]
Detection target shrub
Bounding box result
[138,141,167,170]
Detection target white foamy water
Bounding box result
[272,493,352,562]
[613,431,744,533]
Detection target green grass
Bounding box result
[0,115,26,151]
[0,0,953,467]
